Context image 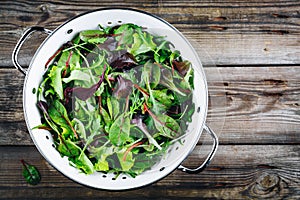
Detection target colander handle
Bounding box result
[12,26,52,75]
[178,124,219,174]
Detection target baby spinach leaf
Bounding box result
[57,138,81,157]
[144,103,181,138]
[21,160,41,185]
[109,113,130,146]
[160,68,186,96]
[131,116,162,150]
[142,61,161,89]
[154,113,181,138]
[152,89,174,108]
[48,99,78,139]
[116,148,135,171]
[79,30,107,44]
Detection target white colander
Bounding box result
[12,8,218,190]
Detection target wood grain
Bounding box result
[1,66,299,145]
[1,0,299,66]
[0,145,299,199]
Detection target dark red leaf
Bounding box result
[64,65,107,101]
[172,60,190,76]
[109,50,137,70]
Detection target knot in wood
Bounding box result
[257,173,279,190]
[39,4,48,12]
[250,172,283,198]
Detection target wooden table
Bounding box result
[1,1,299,199]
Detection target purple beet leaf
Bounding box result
[65,65,107,101]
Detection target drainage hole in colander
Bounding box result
[67,29,73,34]
[182,139,186,143]
[102,174,107,178]
[112,177,116,180]
[160,167,165,171]
[46,135,49,140]
[122,176,127,180]
[107,21,112,25]
[175,146,179,151]
[197,106,200,113]
[117,20,122,24]
[52,144,55,148]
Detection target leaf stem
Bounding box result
[122,140,145,161]
[20,160,34,179]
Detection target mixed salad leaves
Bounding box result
[35,23,195,178]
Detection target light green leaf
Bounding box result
[79,30,106,43]
[109,113,130,146]
[116,148,135,171]
[152,89,174,108]
[48,65,64,99]
[63,70,91,83]
[73,153,94,174]
[129,29,157,56]
[94,146,114,171]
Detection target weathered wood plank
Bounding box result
[0,145,299,199]
[206,66,300,144]
[0,0,299,66]
[1,66,299,145]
